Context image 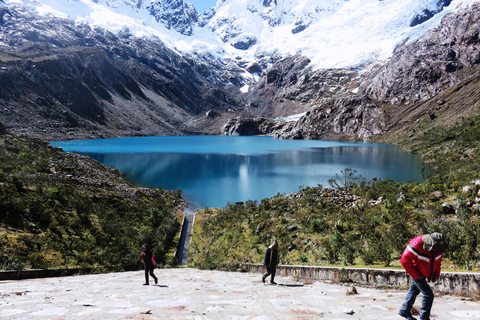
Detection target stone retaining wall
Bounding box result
[174,211,186,262]
[243,264,480,297]
[3,264,479,297]
[0,268,81,281]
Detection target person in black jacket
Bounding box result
[262,241,279,284]
[141,244,158,285]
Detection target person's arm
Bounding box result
[429,256,443,282]
[263,248,270,266]
[401,250,423,280]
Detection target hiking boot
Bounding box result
[154,278,158,285]
[261,276,266,283]
[143,283,149,285]
[270,281,277,285]
[398,310,417,320]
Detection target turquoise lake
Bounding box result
[50,136,429,209]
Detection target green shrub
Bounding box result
[0,134,181,271]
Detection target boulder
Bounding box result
[0,121,7,135]
[441,203,456,215]
[286,225,298,232]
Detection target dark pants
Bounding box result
[144,264,157,284]
[263,266,277,283]
[401,277,434,319]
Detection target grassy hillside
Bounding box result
[190,107,480,272]
[389,68,480,181]
[0,133,182,272]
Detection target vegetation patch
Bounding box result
[190,106,480,272]
[0,134,182,271]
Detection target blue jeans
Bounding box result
[401,277,434,319]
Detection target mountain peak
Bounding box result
[91,0,199,35]
[2,0,479,69]
[147,0,199,35]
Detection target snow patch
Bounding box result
[275,112,307,122]
[240,84,249,93]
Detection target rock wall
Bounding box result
[244,264,480,297]
[361,3,480,106]
[225,4,480,142]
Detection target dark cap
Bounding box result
[431,232,446,253]
[142,244,148,248]
[422,233,446,253]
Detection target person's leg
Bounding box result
[262,268,272,283]
[270,267,277,284]
[150,267,158,284]
[400,278,420,318]
[144,267,149,285]
[414,278,434,319]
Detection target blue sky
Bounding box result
[188,0,217,13]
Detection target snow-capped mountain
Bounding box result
[0,0,479,143]
[3,0,479,69]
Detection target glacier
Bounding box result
[3,0,480,69]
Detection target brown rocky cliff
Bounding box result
[361,3,480,106]
[0,7,245,140]
[257,3,480,141]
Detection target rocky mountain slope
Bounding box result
[251,3,480,142]
[0,1,479,144]
[0,6,247,140]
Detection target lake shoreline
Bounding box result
[50,135,429,208]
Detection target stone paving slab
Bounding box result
[0,268,479,319]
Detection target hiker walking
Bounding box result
[262,240,280,284]
[141,244,158,285]
[398,233,446,320]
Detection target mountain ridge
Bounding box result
[5,0,478,70]
[0,0,479,143]
[0,5,247,139]
[232,2,480,142]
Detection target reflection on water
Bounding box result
[51,136,429,209]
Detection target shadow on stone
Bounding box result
[278,284,304,287]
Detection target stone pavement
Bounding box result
[0,268,479,320]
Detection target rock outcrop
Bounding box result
[0,121,7,134]
[286,186,361,208]
[147,0,199,36]
[222,117,280,136]
[273,96,387,141]
[238,54,359,119]
[361,3,480,106]
[409,0,453,27]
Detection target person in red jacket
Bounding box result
[398,233,446,320]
